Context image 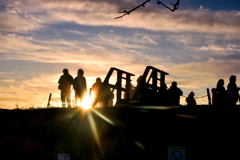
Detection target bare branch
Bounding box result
[114,0,151,19]
[157,0,180,12]
[114,0,180,19]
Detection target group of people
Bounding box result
[185,75,240,106]
[58,68,113,108]
[58,69,87,107]
[59,69,240,107]
[58,68,186,107]
[91,77,114,107]
[212,75,240,106]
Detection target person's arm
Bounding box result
[84,77,87,92]
[194,99,197,105]
[58,76,62,84]
[179,89,183,96]
[70,75,74,84]
[72,78,76,91]
[233,84,239,92]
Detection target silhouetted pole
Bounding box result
[207,88,211,106]
[47,93,52,107]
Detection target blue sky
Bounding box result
[0,0,240,109]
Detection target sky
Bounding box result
[0,0,240,109]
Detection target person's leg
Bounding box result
[61,91,66,107]
[108,99,113,107]
[79,92,84,107]
[66,90,72,108]
[75,93,80,107]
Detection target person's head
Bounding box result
[161,83,167,89]
[96,77,102,83]
[217,79,224,88]
[63,68,69,75]
[189,91,194,97]
[78,69,84,76]
[229,75,236,83]
[137,75,143,84]
[171,81,177,87]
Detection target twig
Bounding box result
[157,0,180,12]
[114,0,151,19]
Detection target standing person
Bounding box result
[123,82,135,99]
[226,75,239,106]
[211,88,218,106]
[92,77,103,107]
[101,82,114,107]
[158,83,169,105]
[73,69,87,107]
[216,79,227,106]
[168,81,183,105]
[186,91,196,106]
[58,69,73,107]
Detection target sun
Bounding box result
[81,90,95,110]
[70,90,95,109]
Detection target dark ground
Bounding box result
[1,105,240,160]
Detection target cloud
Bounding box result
[64,29,88,36]
[0,11,42,32]
[0,33,51,60]
[0,73,60,109]
[2,0,240,35]
[0,31,165,68]
[3,79,15,83]
[200,44,226,51]
[200,44,240,56]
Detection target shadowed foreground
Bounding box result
[1,106,240,160]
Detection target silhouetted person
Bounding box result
[107,87,114,106]
[129,82,135,99]
[168,81,183,105]
[211,88,218,106]
[158,83,169,105]
[92,77,103,107]
[101,83,114,107]
[137,75,143,84]
[134,75,143,99]
[124,82,135,99]
[216,79,227,106]
[73,69,87,107]
[226,75,239,106]
[186,91,196,106]
[58,69,73,107]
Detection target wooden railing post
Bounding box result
[47,93,52,107]
[207,88,211,106]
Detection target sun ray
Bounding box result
[87,111,103,153]
[81,90,95,110]
[70,90,75,107]
[92,109,115,125]
[137,106,181,110]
